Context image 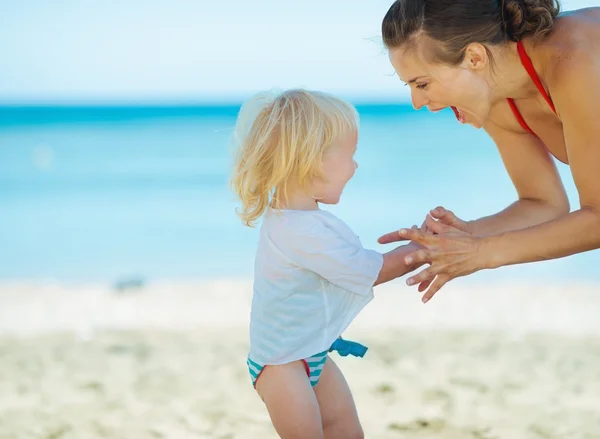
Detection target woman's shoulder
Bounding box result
[540,8,600,85]
[549,6,600,45]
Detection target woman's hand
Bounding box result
[380,206,474,294]
[379,215,492,303]
[379,206,472,243]
[428,206,473,234]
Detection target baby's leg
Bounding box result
[314,357,364,439]
[255,360,324,439]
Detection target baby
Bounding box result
[230,88,421,439]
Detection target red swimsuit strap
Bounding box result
[506,41,558,136]
[506,98,535,135]
[516,40,557,115]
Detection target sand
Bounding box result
[1,279,600,439]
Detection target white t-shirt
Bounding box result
[248,207,384,365]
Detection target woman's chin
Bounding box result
[467,118,484,129]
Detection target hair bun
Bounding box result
[502,0,560,41]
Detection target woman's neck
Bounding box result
[490,40,547,101]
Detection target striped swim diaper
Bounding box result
[246,337,367,388]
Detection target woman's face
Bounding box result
[388,42,493,128]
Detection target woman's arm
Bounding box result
[467,119,570,237]
[378,121,571,246]
[409,119,570,239]
[484,51,600,268]
[467,200,568,237]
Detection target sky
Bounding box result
[0,0,596,104]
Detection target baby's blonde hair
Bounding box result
[230,88,359,227]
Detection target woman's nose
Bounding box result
[411,90,429,110]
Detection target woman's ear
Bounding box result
[463,42,489,71]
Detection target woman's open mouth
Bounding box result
[450,106,466,124]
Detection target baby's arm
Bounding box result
[275,216,426,296]
[374,242,426,286]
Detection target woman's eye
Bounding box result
[416,83,428,90]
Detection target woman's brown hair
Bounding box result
[382,0,561,65]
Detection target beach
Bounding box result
[3,2,600,437]
[1,279,600,439]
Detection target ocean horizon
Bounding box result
[1,103,598,286]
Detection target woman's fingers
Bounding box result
[420,274,451,303]
[417,279,432,293]
[405,264,439,286]
[430,206,453,222]
[403,247,432,266]
[430,206,471,233]
[430,206,445,216]
[397,226,430,246]
[424,214,457,234]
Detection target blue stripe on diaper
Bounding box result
[247,349,330,388]
[247,357,262,369]
[307,359,327,370]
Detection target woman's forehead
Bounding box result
[389,45,430,83]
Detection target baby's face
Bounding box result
[313,131,358,205]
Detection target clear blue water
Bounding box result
[0,105,597,284]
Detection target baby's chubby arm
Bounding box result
[374,242,426,286]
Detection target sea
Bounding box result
[1,104,597,286]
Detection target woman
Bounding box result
[377,0,600,303]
